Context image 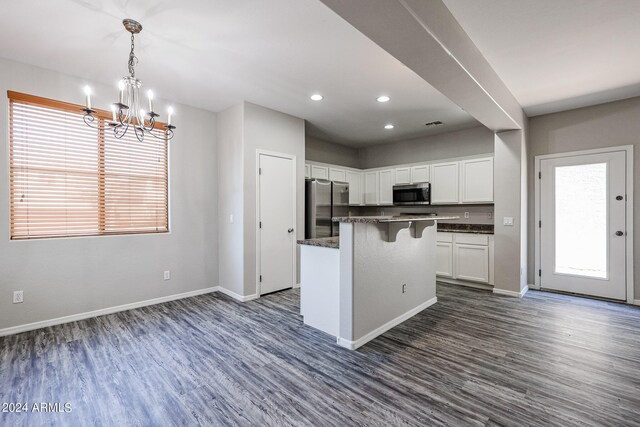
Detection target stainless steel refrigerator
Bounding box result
[305,179,349,238]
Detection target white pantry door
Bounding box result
[539,150,627,300]
[258,153,295,295]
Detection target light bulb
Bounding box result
[167,107,174,126]
[83,85,91,95]
[384,124,394,129]
[118,80,125,91]
[147,90,154,100]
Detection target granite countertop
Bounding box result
[332,215,460,223]
[437,223,494,234]
[297,237,340,249]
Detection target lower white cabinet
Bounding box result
[455,244,489,283]
[436,232,493,285]
[436,242,454,277]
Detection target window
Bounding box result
[9,91,168,239]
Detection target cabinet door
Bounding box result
[304,164,311,179]
[395,167,411,185]
[411,165,430,183]
[311,165,328,180]
[436,242,454,278]
[378,169,395,205]
[461,157,493,203]
[431,162,459,204]
[364,171,379,205]
[346,171,362,205]
[455,243,489,283]
[329,167,347,182]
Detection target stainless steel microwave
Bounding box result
[393,183,431,205]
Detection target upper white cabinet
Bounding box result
[460,157,493,203]
[345,170,362,205]
[329,167,347,182]
[306,154,493,206]
[311,165,328,180]
[395,167,411,185]
[378,169,395,205]
[364,171,379,205]
[431,162,459,204]
[411,165,430,183]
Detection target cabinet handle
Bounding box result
[615,231,624,236]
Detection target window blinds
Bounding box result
[9,91,168,239]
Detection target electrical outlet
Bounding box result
[464,212,470,218]
[503,217,514,226]
[229,214,234,223]
[13,290,23,304]
[164,270,171,281]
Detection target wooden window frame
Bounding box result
[8,91,169,240]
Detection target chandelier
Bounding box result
[82,19,175,141]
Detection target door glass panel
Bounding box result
[554,163,607,278]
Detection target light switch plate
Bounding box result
[503,217,514,226]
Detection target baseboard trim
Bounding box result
[0,286,220,337]
[217,287,259,302]
[294,282,301,289]
[437,278,493,291]
[337,296,438,351]
[633,299,640,306]
[493,285,529,298]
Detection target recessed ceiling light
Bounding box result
[377,95,390,103]
[310,94,323,101]
[384,124,394,129]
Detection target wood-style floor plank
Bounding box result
[2,283,640,426]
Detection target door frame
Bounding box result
[255,149,297,297]
[534,145,634,303]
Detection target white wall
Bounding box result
[305,135,361,168]
[243,102,305,296]
[217,104,244,296]
[528,96,640,297]
[0,58,218,330]
[360,126,494,169]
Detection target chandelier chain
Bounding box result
[128,33,138,78]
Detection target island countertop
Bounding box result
[332,215,460,223]
[297,237,340,249]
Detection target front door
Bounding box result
[539,150,627,300]
[258,153,295,295]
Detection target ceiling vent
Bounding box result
[425,121,444,127]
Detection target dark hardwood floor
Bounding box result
[2,283,640,426]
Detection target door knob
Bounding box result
[288,228,294,233]
[615,231,624,236]
[616,195,624,201]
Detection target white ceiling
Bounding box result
[0,0,479,146]
[443,0,640,117]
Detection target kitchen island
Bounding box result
[298,215,459,350]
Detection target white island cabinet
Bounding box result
[299,215,459,350]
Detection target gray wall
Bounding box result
[494,128,528,294]
[217,104,245,296]
[305,136,361,168]
[360,126,494,168]
[0,58,218,330]
[528,96,640,298]
[243,102,306,295]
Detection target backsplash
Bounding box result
[352,204,494,225]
